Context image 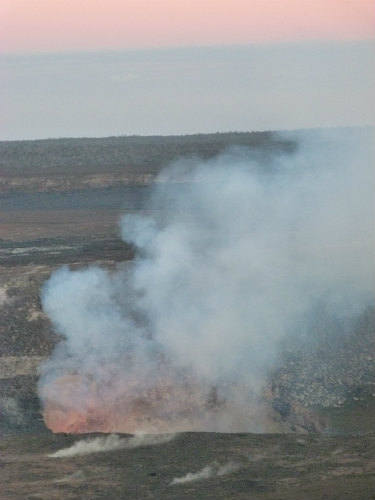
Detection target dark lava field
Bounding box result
[0,131,374,499]
[2,431,374,500]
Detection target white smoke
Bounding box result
[54,470,86,482]
[0,285,11,306]
[38,128,374,433]
[170,461,239,485]
[49,433,175,457]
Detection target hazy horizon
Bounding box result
[1,40,374,141]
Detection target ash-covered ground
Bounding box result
[1,431,374,500]
[0,130,374,499]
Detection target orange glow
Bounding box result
[42,374,215,434]
[1,0,373,53]
[41,370,266,434]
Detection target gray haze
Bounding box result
[38,128,374,433]
[1,41,374,140]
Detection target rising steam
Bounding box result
[170,461,239,485]
[49,433,175,458]
[38,128,374,434]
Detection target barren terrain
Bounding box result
[1,432,374,500]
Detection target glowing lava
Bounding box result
[42,372,220,434]
[40,370,266,434]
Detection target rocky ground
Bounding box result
[0,431,374,500]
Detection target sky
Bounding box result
[1,0,374,53]
[0,0,374,140]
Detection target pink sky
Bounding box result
[1,0,374,53]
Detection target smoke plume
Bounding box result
[170,462,239,485]
[38,128,374,434]
[49,433,175,458]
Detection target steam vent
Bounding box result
[1,130,374,499]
